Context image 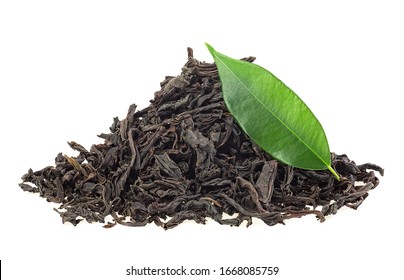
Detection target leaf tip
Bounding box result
[205,42,215,56]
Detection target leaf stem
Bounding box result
[327,165,340,181]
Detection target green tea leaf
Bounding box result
[206,43,339,180]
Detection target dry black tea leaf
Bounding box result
[19,48,383,229]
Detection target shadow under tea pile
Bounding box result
[19,49,384,229]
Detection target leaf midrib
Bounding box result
[213,52,329,168]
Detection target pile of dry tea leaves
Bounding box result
[19,48,384,229]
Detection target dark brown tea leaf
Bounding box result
[19,48,383,229]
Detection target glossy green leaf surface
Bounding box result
[206,43,339,179]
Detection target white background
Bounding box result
[1,0,403,279]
